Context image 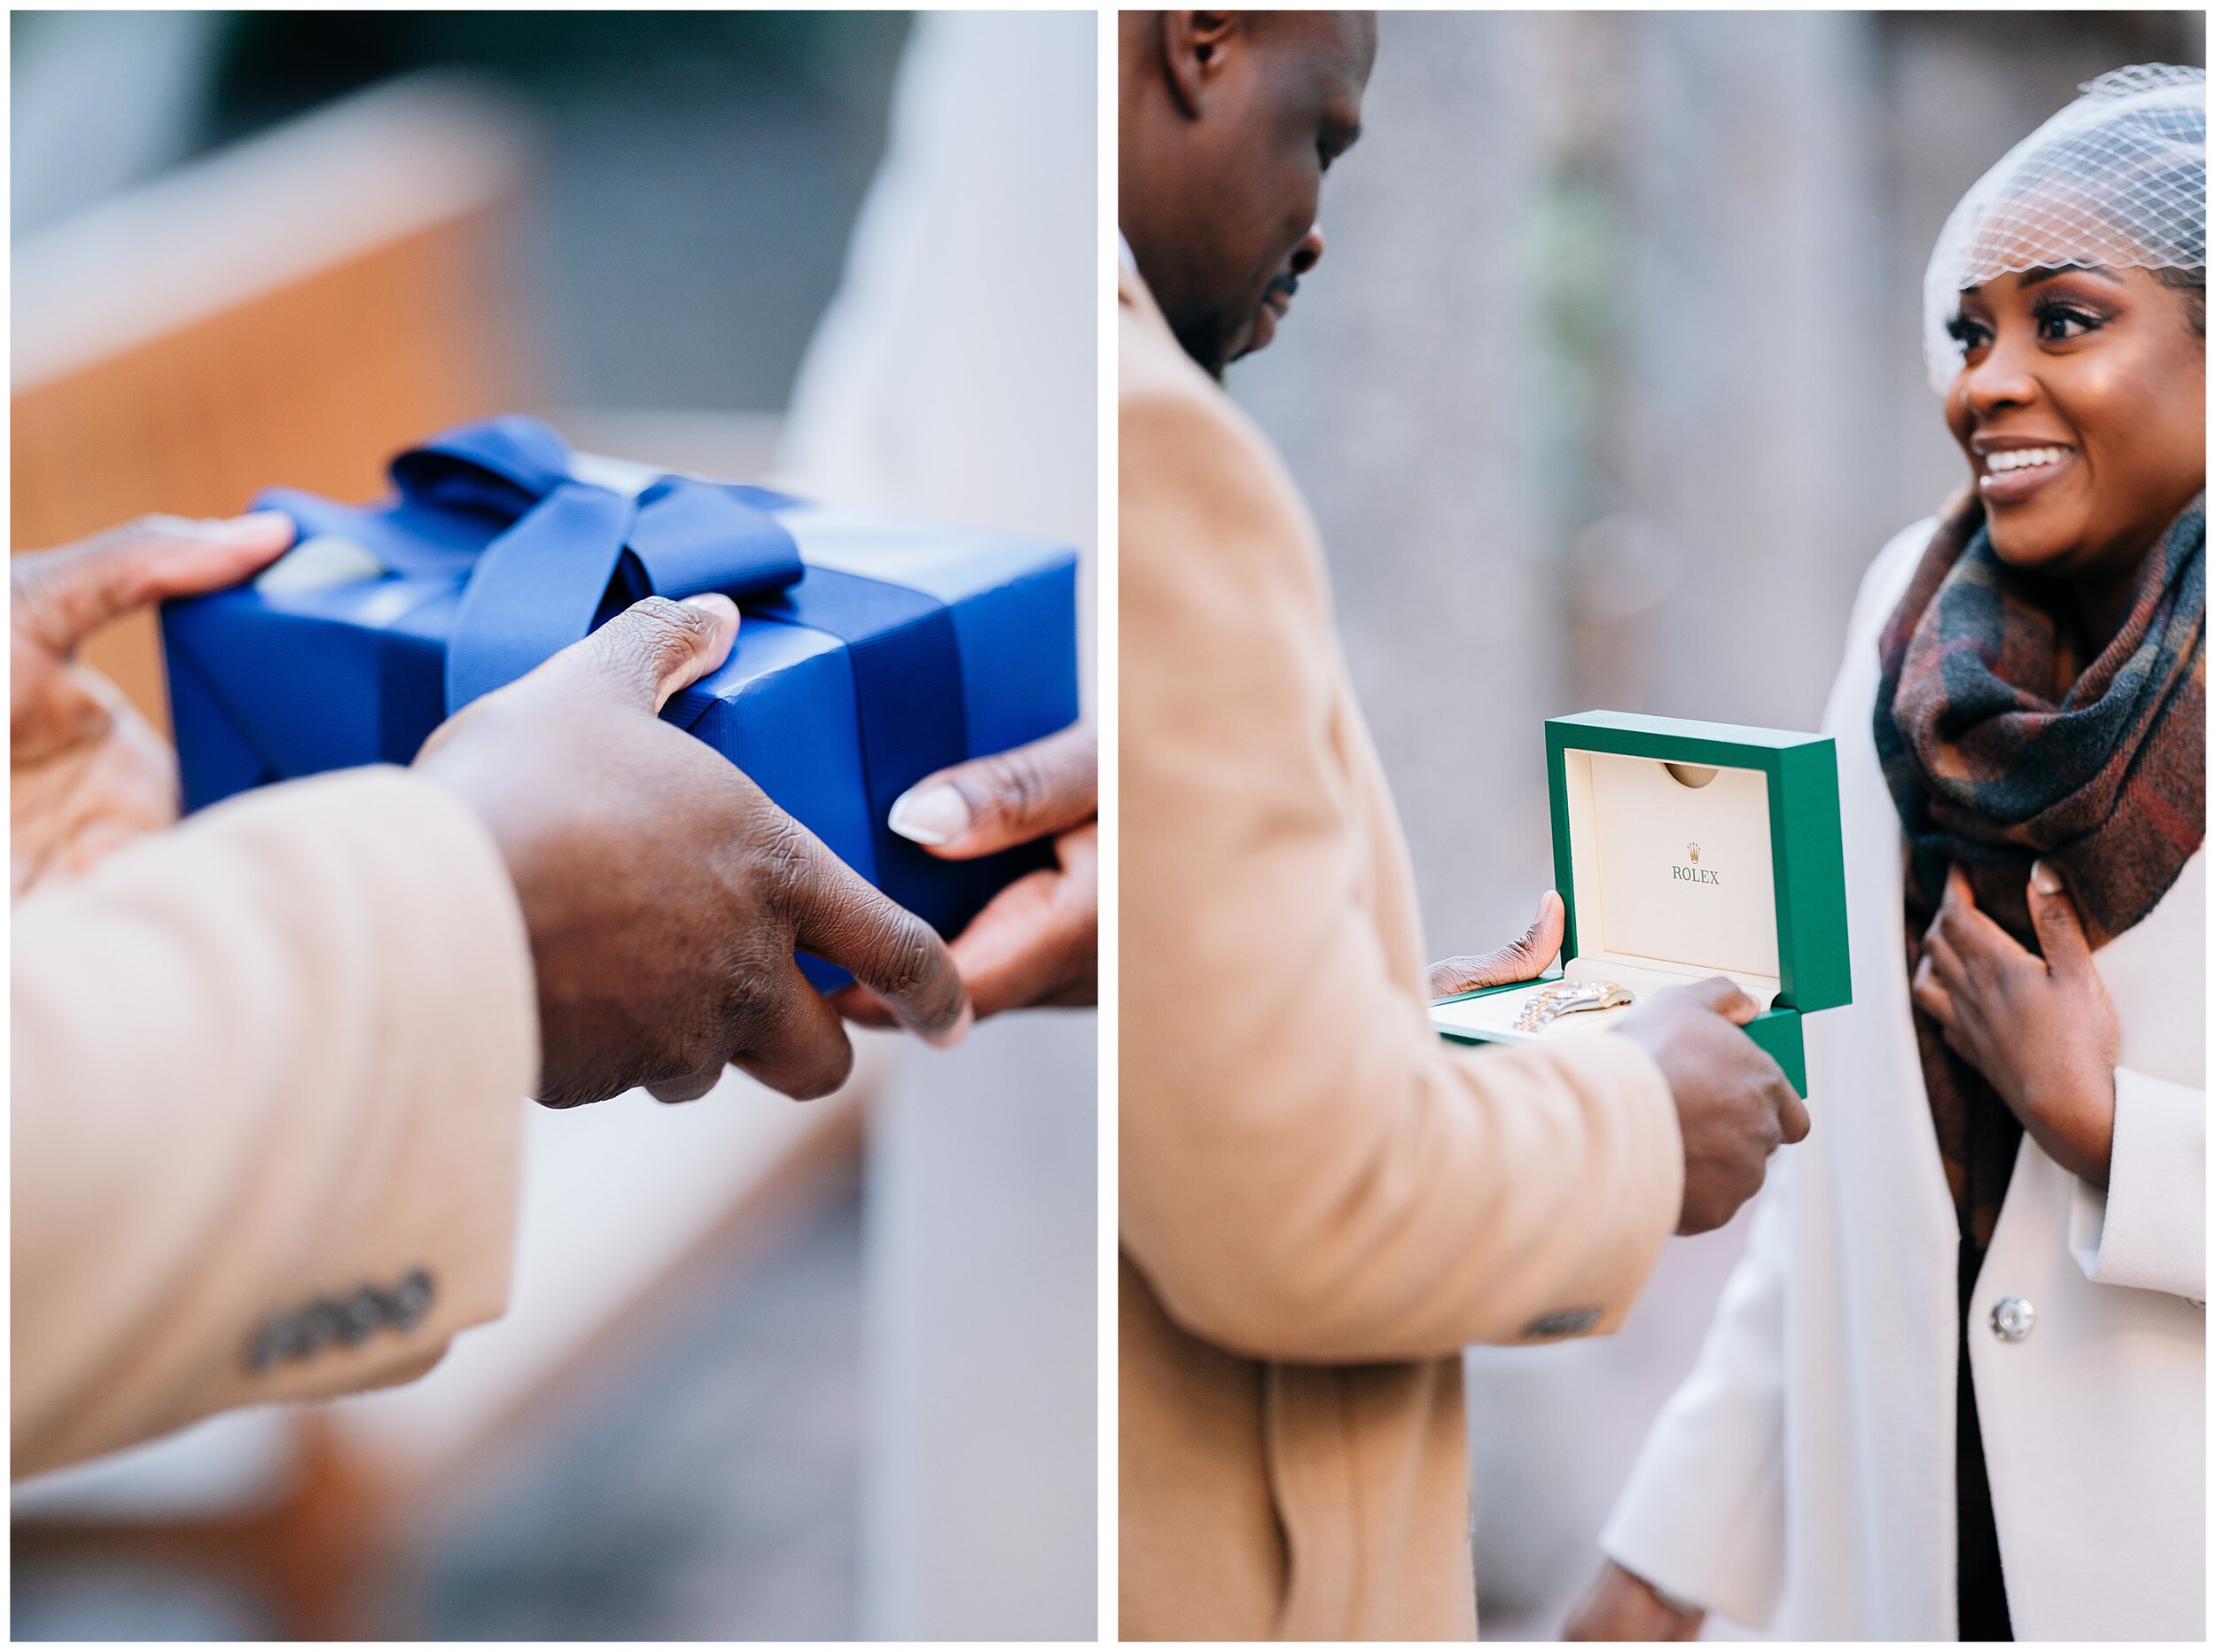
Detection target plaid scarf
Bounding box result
[1874,489,2205,1251]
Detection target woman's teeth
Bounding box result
[1985,446,2070,474]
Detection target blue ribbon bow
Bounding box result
[379,416,978,929]
[381,415,807,713]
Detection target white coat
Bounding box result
[1600,519,2206,1640]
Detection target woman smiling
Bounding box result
[1572,66,2204,1641]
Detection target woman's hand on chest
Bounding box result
[1912,861,2120,1186]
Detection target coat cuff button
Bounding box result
[389,1269,435,1330]
[1519,1305,1602,1339]
[242,1270,437,1375]
[338,1287,388,1344]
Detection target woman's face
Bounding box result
[1944,263,2204,581]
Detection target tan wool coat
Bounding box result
[13,767,537,1478]
[1118,266,1686,1640]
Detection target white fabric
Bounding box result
[1600,518,2206,1639]
[1923,63,2205,389]
[778,12,1096,567]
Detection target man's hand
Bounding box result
[12,512,295,894]
[415,594,971,1107]
[833,723,1097,1026]
[1428,891,1564,997]
[1564,1559,1705,1640]
[1912,861,2118,1186]
[1618,976,1810,1234]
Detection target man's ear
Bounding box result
[1159,12,1241,121]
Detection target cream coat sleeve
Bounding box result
[2070,1069,2204,1301]
[12,766,537,1478]
[1118,359,1683,1367]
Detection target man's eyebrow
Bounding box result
[2017,264,2125,288]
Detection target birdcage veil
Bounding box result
[1923,63,2206,391]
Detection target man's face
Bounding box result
[1124,12,1375,377]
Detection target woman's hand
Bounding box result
[12,513,294,895]
[833,723,1096,1025]
[1427,890,1564,997]
[1564,1559,1705,1640]
[1912,861,2120,1186]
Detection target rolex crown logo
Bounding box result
[1673,843,1718,885]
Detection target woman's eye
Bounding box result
[2033,302,2103,342]
[1946,314,1992,352]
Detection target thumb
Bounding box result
[1428,891,1565,994]
[888,722,1096,859]
[13,512,295,654]
[2026,860,2093,976]
[543,594,738,713]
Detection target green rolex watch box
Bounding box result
[1430,711,1852,1095]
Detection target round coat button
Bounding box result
[1990,1296,2035,1342]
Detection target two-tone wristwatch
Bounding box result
[1512,978,1635,1034]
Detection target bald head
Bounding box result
[1120,12,1377,376]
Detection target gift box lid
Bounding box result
[1541,710,1851,1013]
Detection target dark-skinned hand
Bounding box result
[415,593,971,1108]
[12,512,295,895]
[1428,890,1567,998]
[1563,1559,1705,1640]
[832,722,1097,1025]
[1618,975,1811,1235]
[1911,861,2118,1187]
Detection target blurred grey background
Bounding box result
[1229,8,2203,1639]
[12,9,1095,1642]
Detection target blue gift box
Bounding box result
[160,417,1081,985]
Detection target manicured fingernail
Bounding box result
[889,783,971,845]
[2030,860,2062,895]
